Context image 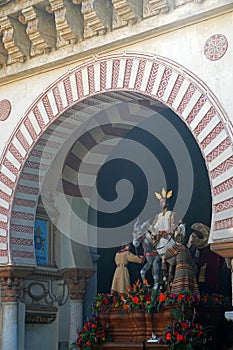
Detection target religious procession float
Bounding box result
[72,189,233,350]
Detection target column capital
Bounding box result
[62,268,95,300]
[0,266,34,302]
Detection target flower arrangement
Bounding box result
[161,319,210,350]
[72,315,111,350]
[74,283,230,349]
[155,290,201,312]
[92,281,230,315]
[92,280,157,314]
[199,293,230,308]
[119,279,157,313]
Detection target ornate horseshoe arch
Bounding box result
[0,52,232,266]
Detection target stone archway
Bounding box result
[0,52,232,265]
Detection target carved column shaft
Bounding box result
[0,267,34,350]
[62,268,95,344]
[1,276,20,349]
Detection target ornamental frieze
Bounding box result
[0,0,206,81]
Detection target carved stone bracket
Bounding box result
[112,0,142,28]
[21,5,56,57]
[81,0,112,39]
[25,304,57,324]
[62,268,95,300]
[0,0,206,73]
[143,0,170,18]
[0,16,30,64]
[0,34,7,66]
[48,0,84,48]
[12,268,70,324]
[175,0,203,7]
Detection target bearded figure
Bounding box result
[188,223,220,293]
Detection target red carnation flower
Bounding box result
[159,293,166,302]
[177,333,184,341]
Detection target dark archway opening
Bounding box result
[95,102,230,296]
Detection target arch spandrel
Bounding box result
[0,52,232,265]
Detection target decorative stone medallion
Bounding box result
[0,99,11,121]
[204,34,228,61]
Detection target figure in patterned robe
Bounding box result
[163,241,199,294]
[111,243,142,294]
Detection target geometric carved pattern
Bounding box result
[193,106,216,136]
[75,70,84,99]
[214,198,233,213]
[123,59,133,89]
[186,94,207,125]
[167,75,184,106]
[206,137,231,163]
[177,83,195,115]
[112,59,121,89]
[11,251,35,259]
[204,34,228,61]
[210,157,233,179]
[215,218,233,231]
[3,158,19,177]
[146,62,159,95]
[16,130,30,152]
[213,178,233,196]
[201,122,224,149]
[0,52,232,265]
[0,99,11,121]
[156,67,172,99]
[135,60,147,90]
[100,61,107,90]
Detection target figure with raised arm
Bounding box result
[150,188,178,249]
[111,242,143,294]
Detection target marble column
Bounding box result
[69,299,84,344]
[0,274,21,350]
[2,302,18,349]
[0,267,34,350]
[62,268,95,346]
